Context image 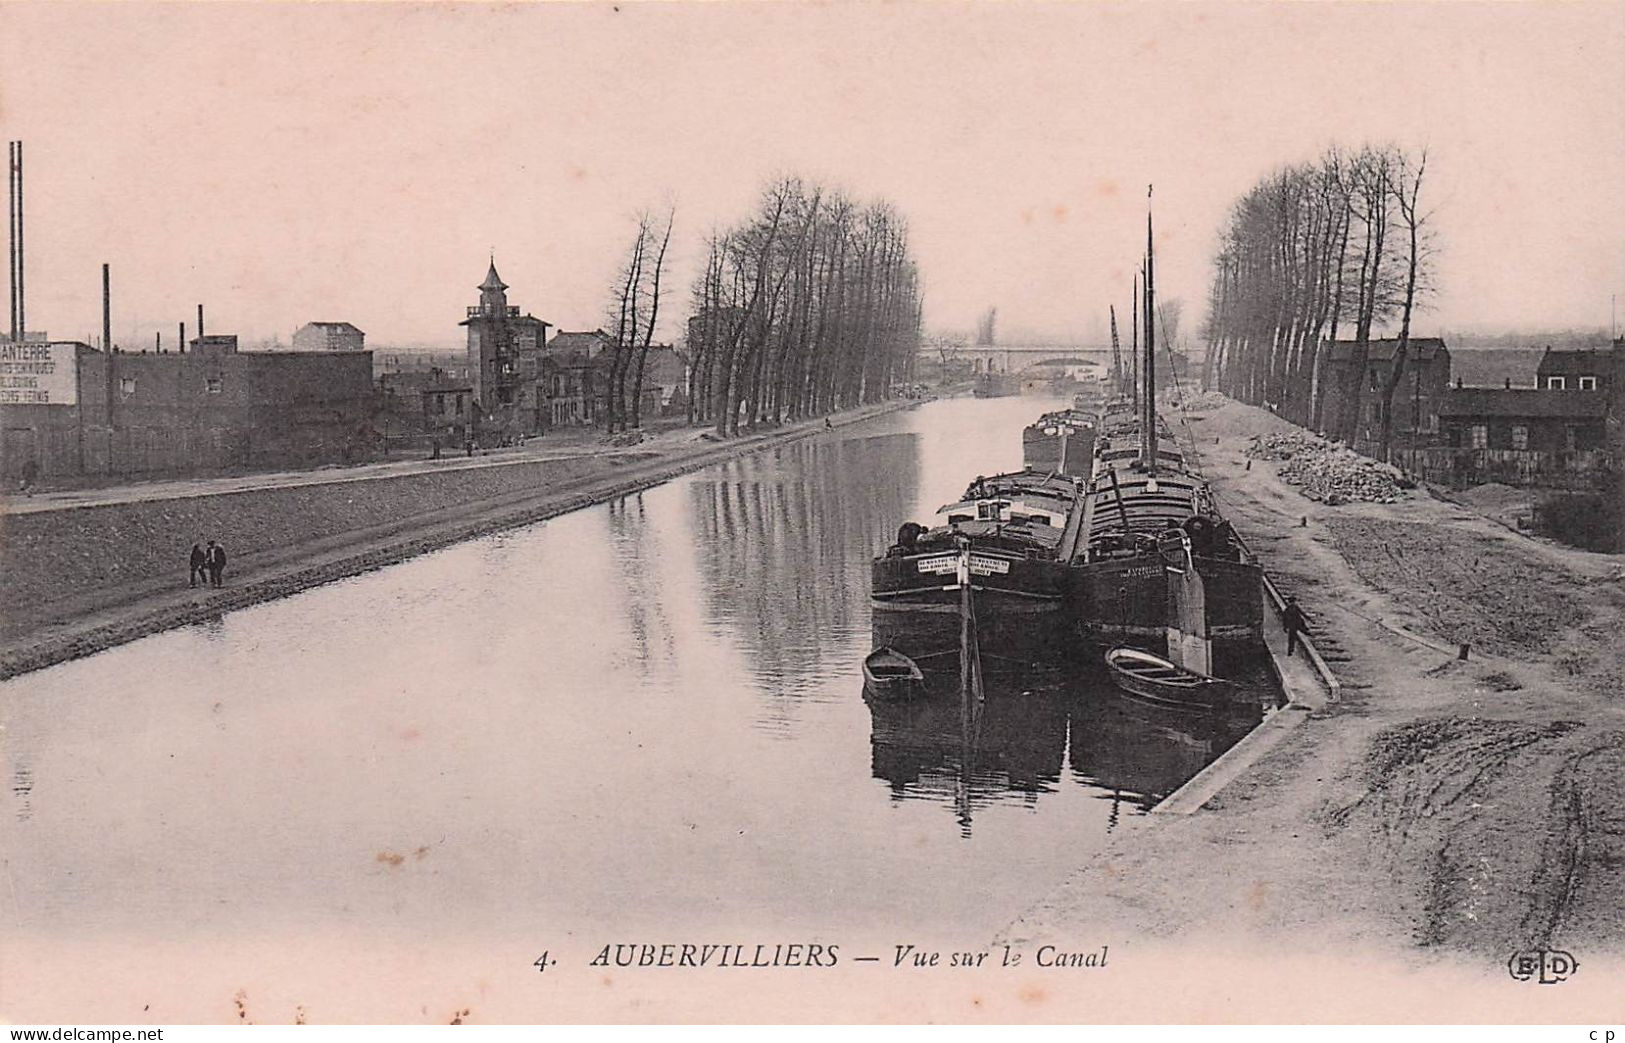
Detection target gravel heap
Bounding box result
[1247,432,1410,504]
[1245,431,1327,461]
[1176,390,1228,413]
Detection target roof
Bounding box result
[1326,337,1448,363]
[1536,346,1617,376]
[299,321,364,334]
[1438,387,1608,420]
[547,330,615,357]
[642,344,686,382]
[480,260,508,293]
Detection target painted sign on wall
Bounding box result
[0,342,77,405]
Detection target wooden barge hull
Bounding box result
[870,552,1073,662]
[1021,427,1097,478]
[871,553,1071,616]
[1072,555,1264,647]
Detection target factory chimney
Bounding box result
[103,264,111,353]
[7,140,22,343]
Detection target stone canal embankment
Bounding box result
[1004,394,1625,1001]
[0,401,913,679]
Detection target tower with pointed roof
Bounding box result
[460,258,551,437]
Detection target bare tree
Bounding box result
[1375,146,1433,459]
[628,207,675,430]
[603,220,647,433]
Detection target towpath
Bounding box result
[0,401,913,678]
[0,421,706,516]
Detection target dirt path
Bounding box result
[1006,397,1625,1002]
[0,422,706,517]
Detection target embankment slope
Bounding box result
[0,404,908,678]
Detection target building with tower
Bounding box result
[460,259,551,439]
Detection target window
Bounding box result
[1511,425,1528,450]
[1579,376,1598,390]
[1470,424,1488,449]
[205,377,223,394]
[119,378,137,395]
[1546,376,1566,390]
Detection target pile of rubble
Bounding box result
[1245,431,1326,461]
[1175,390,1229,413]
[1247,432,1410,504]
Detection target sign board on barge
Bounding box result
[915,554,959,575]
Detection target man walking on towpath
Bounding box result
[1283,596,1311,656]
[189,542,208,588]
[207,540,228,588]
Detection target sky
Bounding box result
[2,2,1623,351]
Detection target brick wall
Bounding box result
[1,343,377,478]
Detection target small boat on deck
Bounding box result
[863,646,926,700]
[1104,647,1235,709]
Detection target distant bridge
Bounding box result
[924,342,1113,374]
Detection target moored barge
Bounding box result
[1021,408,1097,478]
[1071,205,1262,667]
[872,469,1087,661]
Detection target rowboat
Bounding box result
[863,646,926,700]
[1104,647,1235,709]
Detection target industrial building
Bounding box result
[291,321,366,352]
[0,333,377,480]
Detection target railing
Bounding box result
[1409,446,1610,491]
[466,305,522,319]
[1231,529,1341,705]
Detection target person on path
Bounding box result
[189,543,208,588]
[1282,596,1310,656]
[207,540,228,588]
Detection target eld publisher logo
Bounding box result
[1507,949,1578,984]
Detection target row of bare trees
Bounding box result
[683,177,923,436]
[1201,143,1433,459]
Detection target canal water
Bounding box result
[0,395,1260,979]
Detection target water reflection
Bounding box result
[686,434,918,703]
[863,650,1265,833]
[1069,678,1261,814]
[864,662,1070,837]
[605,493,681,674]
